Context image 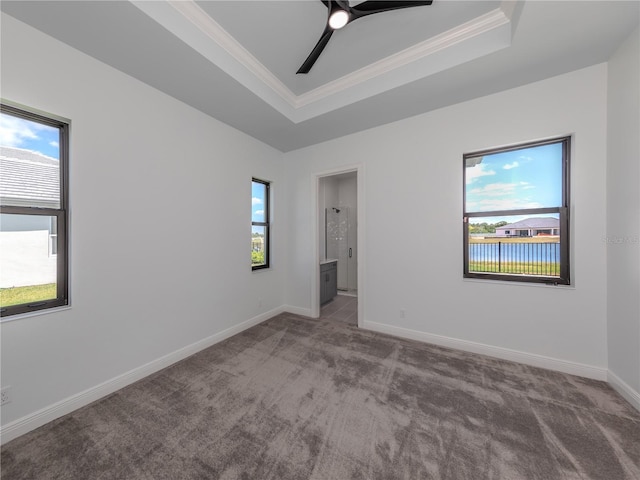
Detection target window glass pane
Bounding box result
[465,142,562,213]
[251,225,267,267]
[251,181,266,223]
[0,213,57,307]
[0,112,61,208]
[468,214,561,277]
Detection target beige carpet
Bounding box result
[2,311,639,479]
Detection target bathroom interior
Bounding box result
[318,172,357,306]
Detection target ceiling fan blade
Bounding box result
[322,0,350,11]
[350,0,433,19]
[297,27,334,74]
[297,0,432,74]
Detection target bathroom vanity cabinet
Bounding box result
[320,260,338,305]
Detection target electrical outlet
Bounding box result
[1,386,12,406]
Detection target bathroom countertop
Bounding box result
[320,259,339,265]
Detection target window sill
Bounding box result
[0,304,72,324]
[252,266,272,273]
[463,278,574,289]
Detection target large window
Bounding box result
[463,137,570,285]
[0,104,69,316]
[251,178,270,270]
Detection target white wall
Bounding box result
[285,64,609,378]
[0,14,285,436]
[606,27,640,407]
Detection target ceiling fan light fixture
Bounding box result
[328,10,349,29]
[297,0,434,74]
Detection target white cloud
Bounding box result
[467,198,543,211]
[465,163,495,184]
[0,115,38,147]
[503,161,519,170]
[254,210,264,216]
[252,197,263,206]
[468,182,519,197]
[49,140,59,148]
[467,181,542,211]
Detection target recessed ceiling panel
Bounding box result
[196,0,501,94]
[2,0,638,152]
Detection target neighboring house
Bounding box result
[495,217,560,237]
[0,146,59,288]
[0,146,60,208]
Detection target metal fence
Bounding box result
[469,242,560,276]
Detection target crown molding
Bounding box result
[130,0,297,118]
[166,0,298,108]
[131,0,517,123]
[296,7,511,108]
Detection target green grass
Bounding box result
[469,261,559,276]
[469,236,559,244]
[0,283,56,307]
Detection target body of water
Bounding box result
[470,242,560,263]
[469,242,560,276]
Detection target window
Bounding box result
[463,137,570,285]
[251,178,270,270]
[0,104,69,316]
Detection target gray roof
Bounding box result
[0,146,60,208]
[498,217,559,230]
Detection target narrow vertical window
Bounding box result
[0,104,69,316]
[463,137,570,285]
[251,178,270,270]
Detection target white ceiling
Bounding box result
[1,1,638,152]
[191,1,502,93]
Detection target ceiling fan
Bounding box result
[297,0,434,74]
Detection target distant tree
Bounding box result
[470,220,508,234]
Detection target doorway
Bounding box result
[315,168,361,325]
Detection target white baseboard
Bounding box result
[0,306,284,445]
[362,320,608,381]
[607,370,640,411]
[282,305,314,318]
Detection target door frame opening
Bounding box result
[312,164,364,327]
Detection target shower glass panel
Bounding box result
[326,207,350,291]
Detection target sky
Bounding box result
[465,142,562,225]
[252,181,266,235]
[0,112,60,160]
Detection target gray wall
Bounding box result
[607,26,640,403]
[284,64,610,381]
[0,14,286,434]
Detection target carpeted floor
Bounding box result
[1,309,639,479]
